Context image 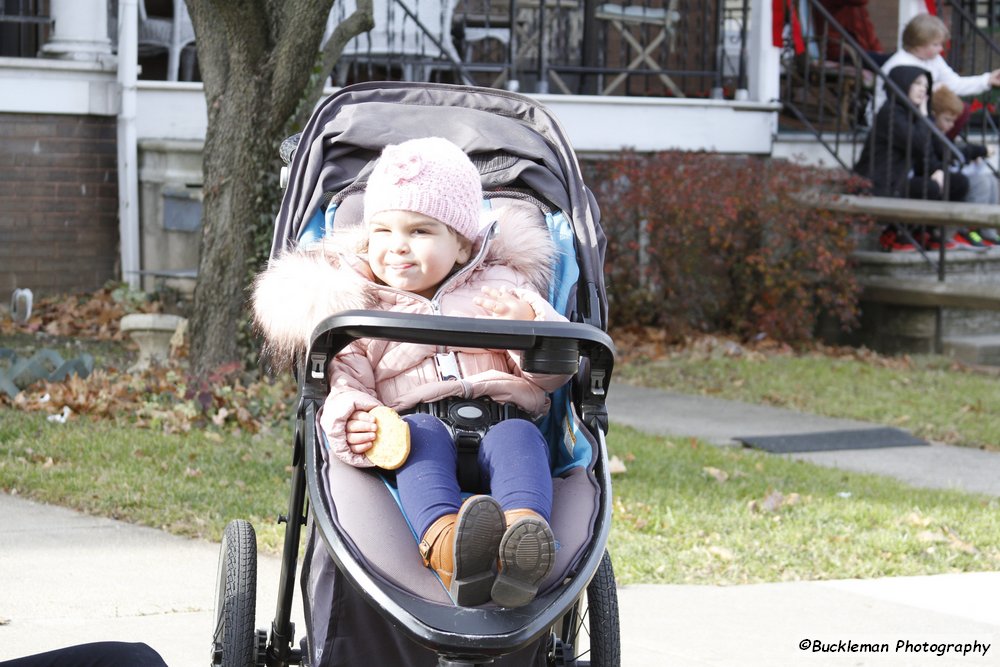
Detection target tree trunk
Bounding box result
[184,1,341,377]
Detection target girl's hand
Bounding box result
[475,286,534,321]
[345,409,377,453]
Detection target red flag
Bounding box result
[772,0,805,54]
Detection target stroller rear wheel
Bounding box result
[549,550,620,666]
[212,519,265,667]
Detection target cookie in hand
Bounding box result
[365,406,411,470]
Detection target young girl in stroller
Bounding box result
[254,136,571,608]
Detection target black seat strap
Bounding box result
[454,430,482,491]
[400,397,532,492]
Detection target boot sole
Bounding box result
[491,517,555,608]
[449,495,505,606]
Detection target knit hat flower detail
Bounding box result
[382,148,423,185]
[363,137,485,242]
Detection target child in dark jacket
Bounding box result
[855,65,969,200]
[854,65,969,251]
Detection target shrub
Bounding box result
[585,152,869,343]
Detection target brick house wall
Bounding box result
[867,1,901,54]
[0,113,119,297]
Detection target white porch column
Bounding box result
[117,0,141,289]
[40,0,113,62]
[748,0,780,106]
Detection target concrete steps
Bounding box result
[819,249,1000,364]
[943,334,1000,366]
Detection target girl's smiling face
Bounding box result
[367,210,471,299]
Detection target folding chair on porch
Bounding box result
[594,0,682,96]
[326,0,469,84]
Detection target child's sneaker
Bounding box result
[878,227,917,252]
[976,228,998,248]
[921,230,957,251]
[953,229,989,252]
[979,228,999,243]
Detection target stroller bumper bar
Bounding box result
[300,310,614,420]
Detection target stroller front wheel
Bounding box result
[212,519,265,667]
[549,549,621,666]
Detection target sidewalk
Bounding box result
[0,494,300,667]
[2,493,997,666]
[2,385,999,665]
[607,383,1000,497]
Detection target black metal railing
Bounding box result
[781,0,965,175]
[333,0,751,98]
[0,0,51,57]
[780,0,989,276]
[445,0,752,97]
[779,0,874,166]
[943,0,1000,170]
[6,0,751,100]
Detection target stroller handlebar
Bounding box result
[299,311,615,431]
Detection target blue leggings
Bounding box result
[398,413,553,538]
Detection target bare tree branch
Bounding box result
[290,0,375,132]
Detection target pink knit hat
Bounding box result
[363,137,484,241]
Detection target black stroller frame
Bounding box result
[212,81,618,667]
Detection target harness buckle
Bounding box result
[403,397,532,491]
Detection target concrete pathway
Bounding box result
[2,494,998,666]
[608,384,1000,497]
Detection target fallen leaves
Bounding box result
[702,466,729,483]
[1,286,297,435]
[613,497,654,531]
[903,511,979,555]
[702,465,748,484]
[748,490,801,514]
[707,545,735,561]
[608,455,628,475]
[4,364,296,435]
[0,285,161,341]
[916,527,978,555]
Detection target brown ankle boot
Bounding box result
[419,495,504,606]
[491,509,556,608]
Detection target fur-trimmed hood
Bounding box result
[252,202,557,369]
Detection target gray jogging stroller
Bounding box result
[211,81,618,667]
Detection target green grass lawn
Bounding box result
[607,425,1000,585]
[3,409,999,585]
[617,350,1000,449]
[0,409,293,553]
[5,296,999,586]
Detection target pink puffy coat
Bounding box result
[252,204,570,468]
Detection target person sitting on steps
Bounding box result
[855,66,969,251]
